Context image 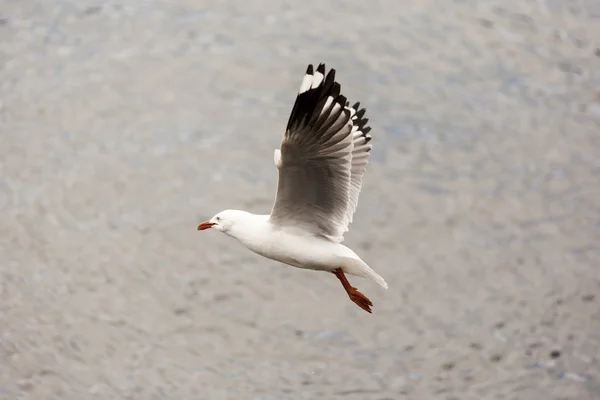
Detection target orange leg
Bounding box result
[333,268,373,313]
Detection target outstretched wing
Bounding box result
[269,63,372,242]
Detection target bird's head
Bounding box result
[197,209,247,234]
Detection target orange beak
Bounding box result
[197,221,216,231]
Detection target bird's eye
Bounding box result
[216,216,221,221]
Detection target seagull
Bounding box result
[197,63,388,313]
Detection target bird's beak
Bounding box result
[197,221,216,231]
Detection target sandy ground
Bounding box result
[1,0,600,399]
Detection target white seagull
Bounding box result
[197,63,388,313]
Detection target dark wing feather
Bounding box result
[270,63,373,242]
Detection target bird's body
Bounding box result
[197,63,388,313]
[210,210,388,289]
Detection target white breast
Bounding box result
[239,223,348,271]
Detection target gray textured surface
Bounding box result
[1,0,600,399]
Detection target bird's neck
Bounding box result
[226,212,271,243]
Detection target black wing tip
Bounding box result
[286,63,343,132]
[356,109,366,120]
[348,102,372,141]
[307,63,327,78]
[299,63,331,94]
[287,62,371,136]
[331,82,341,97]
[325,67,335,83]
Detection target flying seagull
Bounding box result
[197,63,388,313]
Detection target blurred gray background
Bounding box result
[1,0,599,399]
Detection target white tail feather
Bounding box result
[340,257,388,289]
